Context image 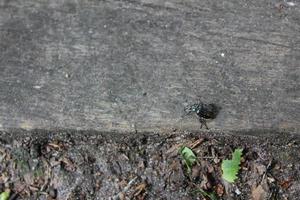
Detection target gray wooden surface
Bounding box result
[0,0,299,132]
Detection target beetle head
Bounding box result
[184,103,201,114]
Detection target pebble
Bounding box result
[48,187,57,199]
[65,73,70,78]
[235,188,241,195]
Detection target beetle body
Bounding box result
[184,102,219,129]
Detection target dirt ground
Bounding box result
[0,129,299,200]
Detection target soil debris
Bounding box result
[0,130,299,199]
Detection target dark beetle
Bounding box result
[184,102,220,129]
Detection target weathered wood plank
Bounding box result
[0,0,299,132]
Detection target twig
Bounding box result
[261,159,273,182]
[112,176,138,200]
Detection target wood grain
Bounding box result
[0,0,299,132]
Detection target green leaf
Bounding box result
[221,148,243,183]
[0,190,10,200]
[179,146,197,173]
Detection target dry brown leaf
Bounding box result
[252,185,266,200]
[207,164,214,174]
[118,192,125,200]
[280,177,293,189]
[47,141,65,151]
[215,183,224,197]
[251,180,269,200]
[13,181,26,195]
[23,173,35,185]
[0,172,9,183]
[60,157,76,172]
[136,194,147,200]
[166,138,204,158]
[118,179,128,188]
[169,160,180,171]
[134,183,147,197]
[200,174,210,190]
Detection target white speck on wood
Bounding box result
[286,2,296,6]
[33,85,42,89]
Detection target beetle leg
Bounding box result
[199,117,209,130]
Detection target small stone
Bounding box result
[213,157,220,164]
[286,2,296,7]
[33,85,42,89]
[267,176,275,183]
[235,188,241,195]
[48,187,57,199]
